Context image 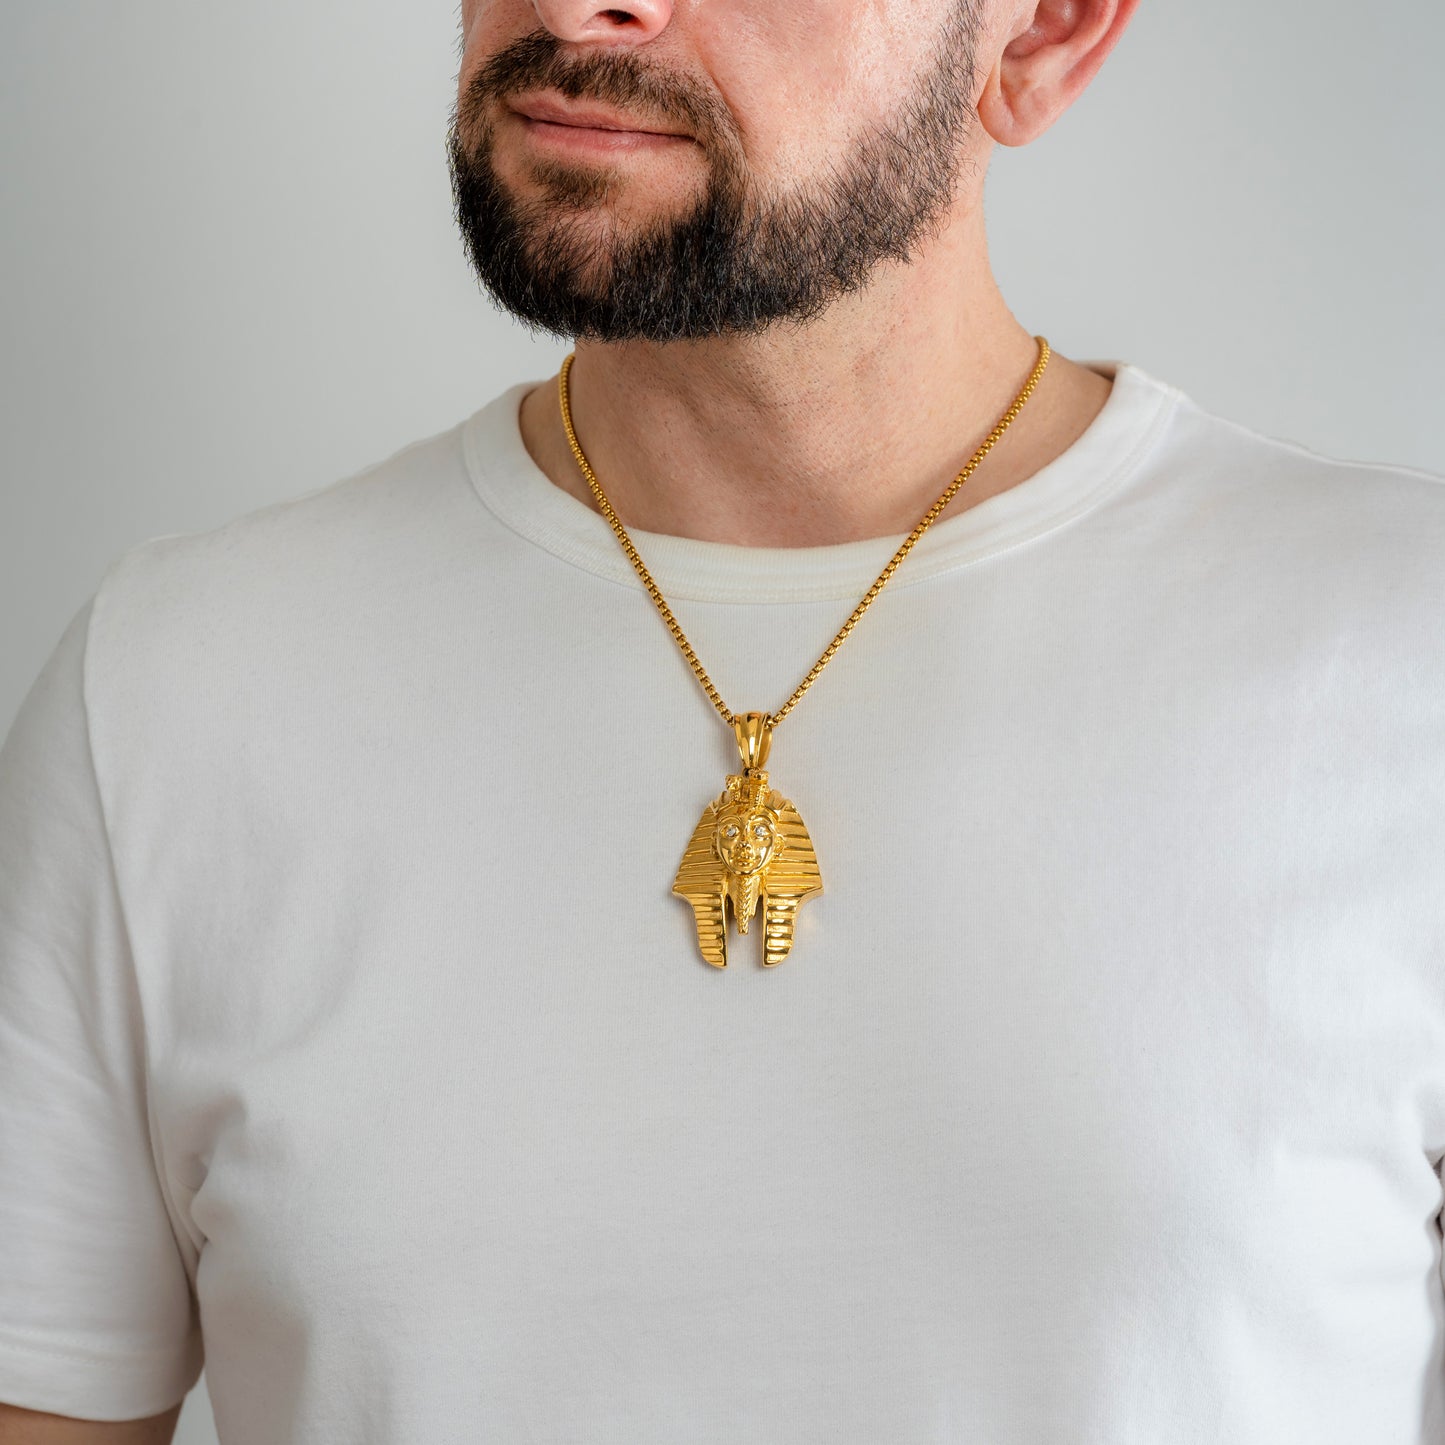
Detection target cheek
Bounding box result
[689,0,866,164]
[690,0,948,177]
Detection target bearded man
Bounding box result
[3,2,1444,1442]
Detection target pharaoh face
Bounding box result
[713,807,778,877]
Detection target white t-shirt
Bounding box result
[3,359,1445,1443]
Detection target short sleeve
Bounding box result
[0,598,204,1419]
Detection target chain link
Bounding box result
[557,336,1051,732]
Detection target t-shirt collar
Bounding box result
[462,359,1180,604]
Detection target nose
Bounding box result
[529,0,673,44]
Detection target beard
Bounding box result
[447,4,984,344]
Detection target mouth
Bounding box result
[505,93,695,153]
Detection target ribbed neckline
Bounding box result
[461,359,1181,604]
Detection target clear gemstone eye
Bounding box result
[723,825,738,838]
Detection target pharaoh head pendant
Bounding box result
[672,712,823,969]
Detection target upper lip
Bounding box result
[507,92,689,137]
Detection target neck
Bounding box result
[518,204,1112,549]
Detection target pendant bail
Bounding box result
[732,711,773,773]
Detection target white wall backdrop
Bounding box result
[1,3,1442,1439]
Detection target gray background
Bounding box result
[2,2,1442,1437]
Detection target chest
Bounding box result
[135,613,1445,1438]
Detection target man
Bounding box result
[2,0,1442,1440]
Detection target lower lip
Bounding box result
[512,113,693,155]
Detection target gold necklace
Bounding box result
[558,336,1051,970]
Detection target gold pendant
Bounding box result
[672,712,824,969]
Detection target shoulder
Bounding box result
[98,418,473,619]
[87,416,481,675]
[1111,365,1445,595]
[76,413,495,767]
[1137,368,1445,523]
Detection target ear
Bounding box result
[976,0,1141,148]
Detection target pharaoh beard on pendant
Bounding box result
[672,766,824,969]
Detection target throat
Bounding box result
[520,348,1112,549]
